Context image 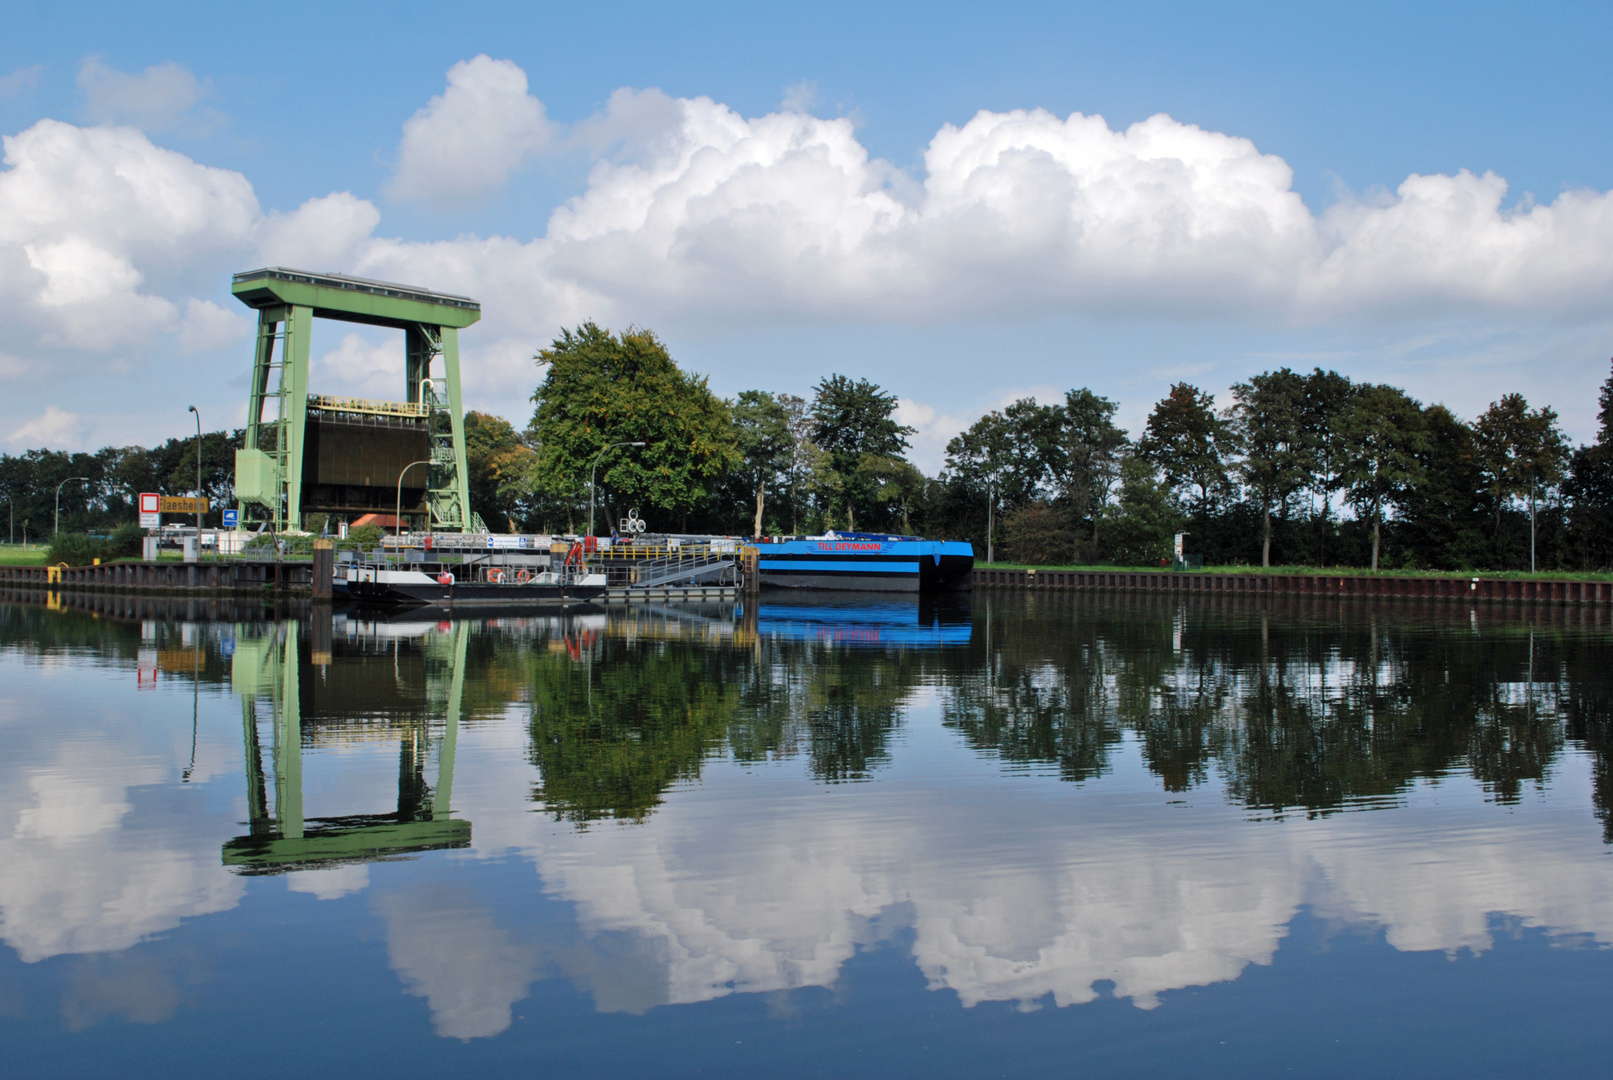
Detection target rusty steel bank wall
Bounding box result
[4,558,1611,606]
[971,567,1613,604]
[0,560,317,594]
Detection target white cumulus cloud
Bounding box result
[8,405,88,448]
[388,55,556,206]
[314,331,405,400]
[0,119,257,353]
[10,66,1613,448]
[76,58,211,132]
[0,65,43,101]
[348,81,1613,335]
[176,298,248,352]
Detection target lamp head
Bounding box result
[630,441,646,446]
[188,405,197,414]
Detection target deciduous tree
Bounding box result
[1136,383,1232,523]
[1228,370,1307,567]
[1337,384,1428,570]
[1475,393,1570,571]
[1100,456,1186,566]
[527,323,739,532]
[1300,368,1355,562]
[1564,360,1613,569]
[809,375,914,531]
[464,411,535,531]
[731,390,793,537]
[1057,388,1128,562]
[943,398,1063,509]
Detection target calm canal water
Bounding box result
[2,591,1611,1078]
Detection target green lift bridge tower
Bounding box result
[231,268,484,533]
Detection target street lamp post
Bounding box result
[395,460,434,537]
[187,406,202,534]
[590,441,645,537]
[55,476,92,537]
[987,482,995,566]
[1530,480,1537,575]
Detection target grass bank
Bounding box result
[0,546,49,566]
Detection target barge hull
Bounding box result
[347,581,605,607]
[755,538,974,593]
[759,568,919,592]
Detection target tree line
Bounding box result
[7,320,1613,572]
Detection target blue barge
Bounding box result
[756,532,974,592]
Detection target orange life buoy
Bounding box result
[489,569,505,584]
[514,568,530,584]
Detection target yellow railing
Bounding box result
[592,541,740,561]
[306,394,430,419]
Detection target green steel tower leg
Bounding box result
[245,309,280,453]
[281,306,313,532]
[433,620,468,821]
[242,696,271,836]
[273,623,304,840]
[441,327,473,530]
[405,327,432,404]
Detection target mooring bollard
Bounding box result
[312,539,334,601]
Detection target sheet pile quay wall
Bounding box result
[971,568,1613,604]
[0,561,315,594]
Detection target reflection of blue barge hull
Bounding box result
[756,534,974,592]
[757,596,972,647]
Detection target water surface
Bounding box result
[2,591,1610,1077]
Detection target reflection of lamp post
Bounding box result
[55,476,91,537]
[184,635,199,782]
[187,406,203,534]
[395,460,434,536]
[590,441,644,537]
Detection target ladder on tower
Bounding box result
[246,321,293,532]
[416,335,485,533]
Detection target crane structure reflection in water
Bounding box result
[221,612,472,873]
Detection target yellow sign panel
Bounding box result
[159,496,210,514]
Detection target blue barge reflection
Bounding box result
[755,595,973,648]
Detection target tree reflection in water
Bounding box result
[949,595,1611,823]
[509,594,1613,833]
[8,591,1602,834]
[524,611,927,821]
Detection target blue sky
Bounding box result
[3,1,1612,468]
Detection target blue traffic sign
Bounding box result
[222,509,239,528]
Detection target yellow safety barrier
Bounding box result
[46,563,67,584]
[306,393,430,419]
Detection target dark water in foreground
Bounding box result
[2,591,1612,1078]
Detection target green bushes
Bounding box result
[45,524,142,566]
[1000,503,1074,564]
[345,524,385,548]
